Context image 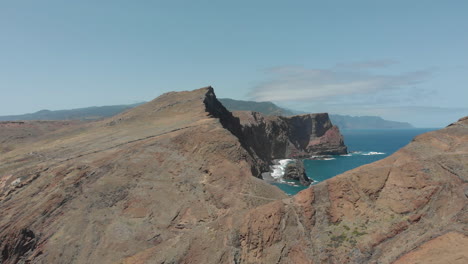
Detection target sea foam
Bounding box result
[362,151,385,155]
[346,151,385,156]
[270,159,293,179]
[309,155,335,160]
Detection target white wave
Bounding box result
[362,151,385,156]
[340,154,352,156]
[278,159,293,166]
[309,155,335,160]
[349,151,385,156]
[309,155,326,159]
[270,159,293,179]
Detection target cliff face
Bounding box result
[287,113,347,156]
[233,111,347,163]
[238,116,468,264]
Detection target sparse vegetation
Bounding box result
[327,222,368,249]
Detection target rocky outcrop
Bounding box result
[283,160,310,186]
[1,229,37,264]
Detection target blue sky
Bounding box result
[1,0,467,127]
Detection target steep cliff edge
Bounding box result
[238,116,468,263]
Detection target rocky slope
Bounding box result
[238,116,468,263]
[0,87,289,263]
[0,121,82,154]
[0,87,465,264]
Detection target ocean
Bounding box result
[272,128,438,195]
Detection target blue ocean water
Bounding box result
[275,128,438,195]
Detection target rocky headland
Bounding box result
[0,87,466,264]
[233,111,347,160]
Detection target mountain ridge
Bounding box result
[0,99,414,129]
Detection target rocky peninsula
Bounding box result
[0,87,466,264]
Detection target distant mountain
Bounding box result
[329,115,413,129]
[218,98,295,116]
[0,98,413,129]
[0,103,143,121]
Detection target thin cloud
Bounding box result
[334,59,398,70]
[249,64,432,102]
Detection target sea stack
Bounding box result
[283,160,311,186]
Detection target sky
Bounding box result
[1,0,467,127]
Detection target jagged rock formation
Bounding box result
[0,87,466,264]
[238,116,468,263]
[283,160,310,186]
[233,111,347,162]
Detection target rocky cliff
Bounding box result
[233,111,347,162]
[0,87,465,264]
